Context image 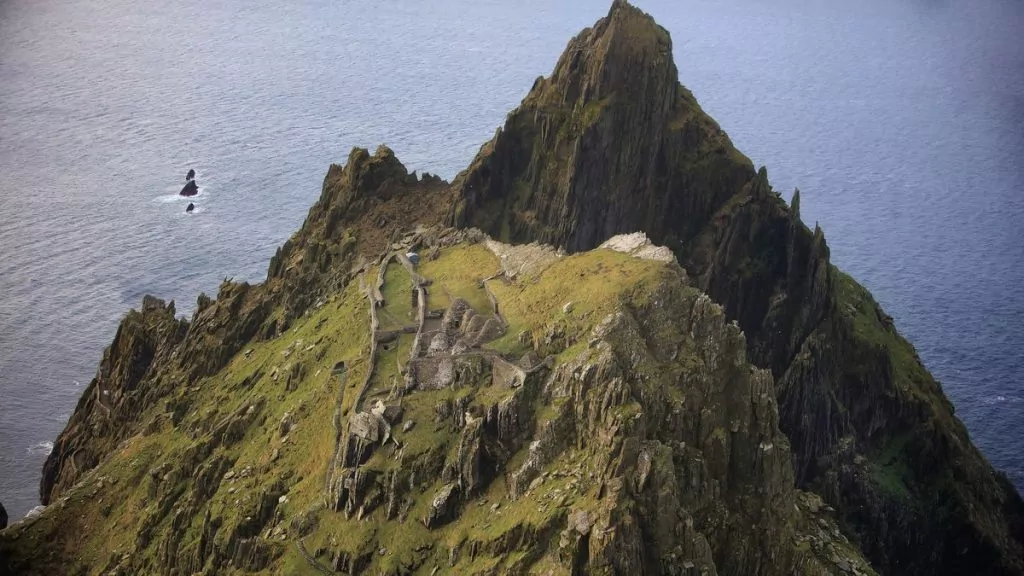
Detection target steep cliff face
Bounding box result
[451,2,1023,574]
[451,0,753,254]
[39,296,189,504]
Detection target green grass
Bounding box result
[380,259,416,330]
[417,243,499,316]
[870,432,914,500]
[1,240,684,575]
[833,268,929,389]
[368,332,412,400]
[833,267,959,505]
[486,248,667,356]
[1,277,375,575]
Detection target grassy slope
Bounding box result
[0,243,669,575]
[1,277,372,575]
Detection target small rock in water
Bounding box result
[179,179,198,197]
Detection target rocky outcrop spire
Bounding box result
[451,0,753,252]
[265,145,452,324]
[40,296,188,504]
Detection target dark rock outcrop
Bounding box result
[186,168,195,181]
[451,2,1024,574]
[180,180,198,197]
[185,202,195,213]
[265,145,452,326]
[0,500,7,529]
[40,296,188,504]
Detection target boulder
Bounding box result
[186,203,195,213]
[370,399,403,424]
[424,483,459,528]
[350,412,388,443]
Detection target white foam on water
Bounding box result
[983,395,1021,404]
[155,193,195,203]
[27,441,53,456]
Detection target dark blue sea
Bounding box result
[1,0,1021,519]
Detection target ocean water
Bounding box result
[0,0,1021,520]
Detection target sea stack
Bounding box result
[179,179,198,197]
[186,168,195,181]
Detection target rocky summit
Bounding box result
[2,2,1021,575]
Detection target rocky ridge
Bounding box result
[0,227,875,575]
[450,2,1024,574]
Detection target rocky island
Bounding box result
[181,168,199,197]
[1,2,1021,575]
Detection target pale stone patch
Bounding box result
[485,238,563,279]
[598,232,675,263]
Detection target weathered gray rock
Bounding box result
[350,412,386,443]
[370,399,403,425]
[25,506,45,520]
[279,412,295,437]
[424,483,459,529]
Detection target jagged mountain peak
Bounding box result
[451,0,752,254]
[547,0,676,106]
